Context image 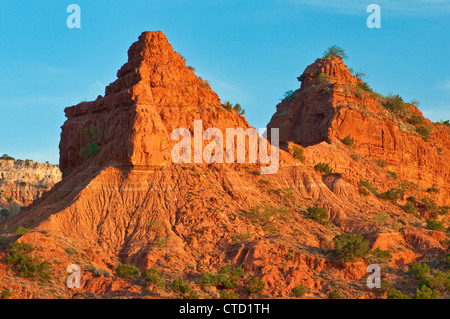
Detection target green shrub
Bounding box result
[187,65,196,72]
[421,197,438,211]
[357,81,372,93]
[7,242,51,279]
[375,159,386,168]
[387,287,410,299]
[415,125,432,140]
[14,226,32,235]
[323,45,348,60]
[0,289,11,299]
[292,146,305,163]
[409,114,424,125]
[0,154,15,161]
[378,188,403,202]
[419,271,450,292]
[342,134,354,146]
[314,162,333,175]
[328,289,343,299]
[358,180,378,195]
[202,265,244,290]
[223,101,233,111]
[440,119,450,127]
[359,188,370,196]
[426,185,440,194]
[171,277,192,295]
[316,73,329,84]
[403,202,417,214]
[387,171,397,180]
[247,277,265,294]
[142,267,165,288]
[384,94,407,116]
[333,233,370,262]
[292,284,306,297]
[425,219,445,232]
[306,206,329,225]
[282,90,295,101]
[220,290,240,299]
[409,262,430,280]
[79,141,100,160]
[413,285,441,299]
[233,103,245,115]
[370,248,392,263]
[115,264,140,278]
[0,209,10,219]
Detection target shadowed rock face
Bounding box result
[0,32,448,299]
[268,56,450,205]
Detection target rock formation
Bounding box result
[0,32,448,299]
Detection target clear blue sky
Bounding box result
[1,0,449,164]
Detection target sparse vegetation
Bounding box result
[314,162,333,175]
[358,180,378,195]
[409,262,430,280]
[384,94,408,116]
[282,90,295,101]
[387,287,410,299]
[369,248,392,263]
[332,233,370,262]
[425,219,445,232]
[142,267,165,288]
[375,159,387,168]
[0,289,11,299]
[0,154,15,161]
[342,134,354,146]
[415,125,432,140]
[323,45,348,60]
[247,277,265,294]
[306,206,329,225]
[292,284,306,297]
[7,242,52,279]
[387,171,397,180]
[14,226,32,235]
[292,146,305,163]
[115,264,140,278]
[328,289,343,299]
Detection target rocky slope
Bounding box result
[0,32,448,300]
[0,158,61,220]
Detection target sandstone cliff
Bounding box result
[0,158,61,218]
[0,33,448,299]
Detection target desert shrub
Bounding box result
[142,267,165,288]
[79,141,100,160]
[187,65,196,72]
[370,248,392,263]
[316,73,329,84]
[171,277,192,295]
[375,159,386,168]
[421,197,438,211]
[357,81,372,92]
[323,45,348,60]
[306,206,329,225]
[440,119,450,127]
[419,271,450,292]
[223,101,233,111]
[333,233,370,262]
[65,247,78,255]
[202,265,244,290]
[220,290,240,299]
[314,162,333,175]
[439,206,449,216]
[409,114,424,125]
[384,94,407,116]
[426,185,440,194]
[378,188,403,202]
[292,284,306,297]
[247,277,265,294]
[387,287,410,299]
[342,134,354,146]
[115,264,140,278]
[0,154,15,161]
[413,285,441,299]
[387,171,397,180]
[14,226,32,235]
[328,289,343,299]
[0,289,11,299]
[0,209,10,219]
[358,180,378,195]
[415,125,432,140]
[359,188,370,196]
[292,146,305,163]
[282,90,295,101]
[233,103,245,115]
[409,262,430,280]
[7,242,51,279]
[403,202,418,214]
[425,219,445,232]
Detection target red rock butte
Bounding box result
[1,31,448,299]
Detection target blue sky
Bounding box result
[0,0,449,164]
